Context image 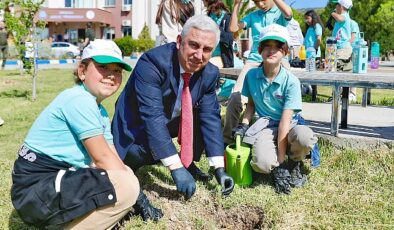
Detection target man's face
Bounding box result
[177,27,216,73]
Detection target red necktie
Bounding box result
[178,72,193,168]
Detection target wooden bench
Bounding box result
[219,68,394,137]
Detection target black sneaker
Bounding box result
[133,191,163,222]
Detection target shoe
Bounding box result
[187,162,213,182]
[133,191,163,222]
[286,160,307,188]
[0,117,4,126]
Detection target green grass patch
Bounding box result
[0,69,393,229]
[303,86,394,106]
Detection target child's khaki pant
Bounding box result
[65,167,140,230]
[250,125,318,174]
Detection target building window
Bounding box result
[123,0,132,5]
[65,0,94,8]
[122,26,131,37]
[105,0,115,6]
[65,0,73,7]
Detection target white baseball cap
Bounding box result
[82,39,132,71]
[338,0,352,9]
[259,24,290,45]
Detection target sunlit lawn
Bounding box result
[0,69,393,229]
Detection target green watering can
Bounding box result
[225,135,253,186]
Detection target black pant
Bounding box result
[123,114,205,171]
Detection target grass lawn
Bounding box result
[0,69,393,229]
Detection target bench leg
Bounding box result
[362,88,371,107]
[331,85,341,136]
[340,87,349,129]
[311,85,317,102]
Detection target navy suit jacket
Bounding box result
[112,43,224,161]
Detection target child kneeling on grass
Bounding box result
[11,39,140,229]
[232,24,318,194]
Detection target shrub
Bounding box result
[114,36,137,56]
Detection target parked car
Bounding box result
[51,42,80,58]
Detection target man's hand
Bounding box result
[272,164,292,194]
[171,167,196,199]
[232,123,249,139]
[214,167,235,196]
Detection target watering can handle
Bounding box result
[236,135,241,151]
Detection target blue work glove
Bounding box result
[214,167,235,196]
[171,167,196,199]
[231,123,249,139]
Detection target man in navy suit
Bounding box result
[112,15,234,221]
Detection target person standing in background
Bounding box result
[304,10,323,63]
[286,18,304,60]
[155,0,195,45]
[83,22,95,48]
[331,0,353,71]
[203,0,234,68]
[0,21,9,70]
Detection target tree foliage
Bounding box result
[1,0,46,70]
[114,26,155,56]
[0,0,46,100]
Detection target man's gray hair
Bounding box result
[181,14,220,46]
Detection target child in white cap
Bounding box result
[11,39,139,229]
[331,0,353,71]
[232,24,318,194]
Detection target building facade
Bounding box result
[38,0,132,44]
[38,0,204,44]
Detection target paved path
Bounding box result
[302,102,394,149]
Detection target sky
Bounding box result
[284,0,329,9]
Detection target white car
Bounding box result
[51,42,80,58]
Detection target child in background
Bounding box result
[331,0,353,71]
[232,24,317,194]
[155,0,195,44]
[204,0,234,68]
[223,0,292,145]
[304,10,323,67]
[11,40,139,229]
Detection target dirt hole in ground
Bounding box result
[213,205,265,229]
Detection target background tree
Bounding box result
[0,0,45,100]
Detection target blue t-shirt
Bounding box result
[241,6,290,63]
[304,23,323,57]
[332,12,351,49]
[24,84,113,168]
[242,66,302,121]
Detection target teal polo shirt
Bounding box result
[24,84,113,168]
[242,66,302,121]
[241,6,290,63]
[304,23,323,57]
[332,12,351,49]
